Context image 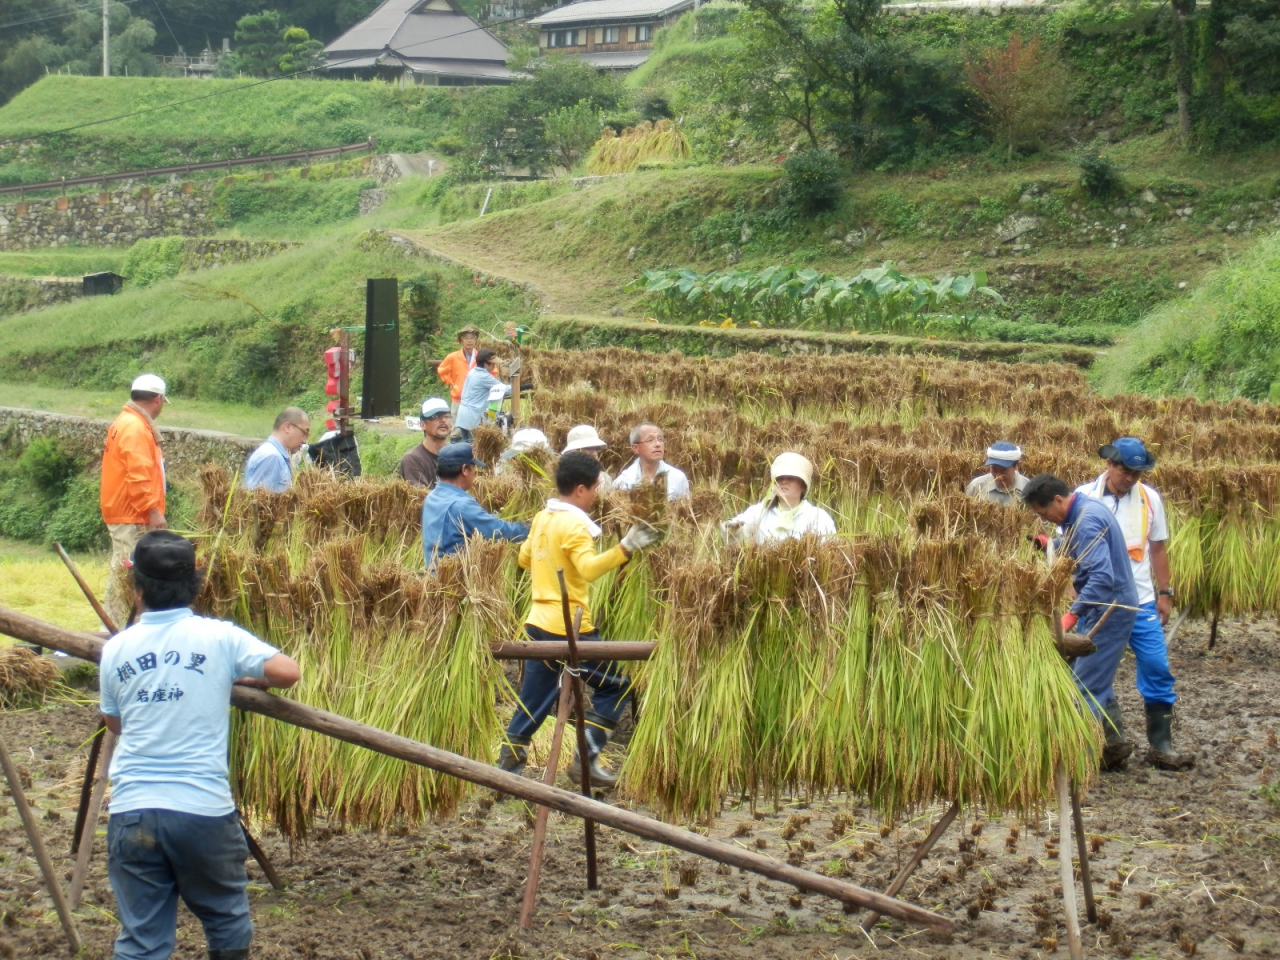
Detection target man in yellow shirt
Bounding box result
[498,452,661,787]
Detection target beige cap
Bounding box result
[563,424,607,454]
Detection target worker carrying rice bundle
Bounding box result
[722,452,836,544]
[1023,474,1139,771]
[497,452,663,788]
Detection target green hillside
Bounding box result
[0,76,457,186]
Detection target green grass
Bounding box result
[1092,230,1280,401]
[0,536,107,633]
[0,76,459,186]
[0,249,127,277]
[0,383,275,437]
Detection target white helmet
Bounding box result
[770,452,814,490]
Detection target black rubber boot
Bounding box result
[568,714,619,789]
[208,949,250,960]
[1100,702,1133,772]
[1144,703,1195,770]
[497,736,530,777]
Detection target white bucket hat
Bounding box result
[770,452,814,490]
[562,424,607,454]
[501,428,552,460]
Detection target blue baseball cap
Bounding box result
[1099,437,1156,471]
[438,442,486,471]
[983,441,1023,468]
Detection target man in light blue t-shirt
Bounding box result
[100,531,300,960]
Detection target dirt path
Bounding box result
[1,616,1277,959]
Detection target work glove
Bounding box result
[1060,612,1079,634]
[621,522,663,554]
[1028,533,1050,552]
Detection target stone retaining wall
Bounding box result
[0,406,258,475]
[0,182,217,251]
[0,276,83,316]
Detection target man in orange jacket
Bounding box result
[436,325,481,419]
[100,373,168,627]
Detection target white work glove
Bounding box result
[621,523,662,553]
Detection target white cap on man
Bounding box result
[562,424,607,454]
[419,397,450,420]
[131,373,169,402]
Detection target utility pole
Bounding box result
[102,0,110,76]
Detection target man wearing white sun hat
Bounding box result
[722,452,836,544]
[965,440,1029,506]
[562,424,612,491]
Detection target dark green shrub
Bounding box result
[0,480,51,541]
[44,475,108,551]
[1079,151,1125,200]
[122,237,186,287]
[17,437,79,497]
[402,272,443,343]
[783,150,845,214]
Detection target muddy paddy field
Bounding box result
[1,617,1277,960]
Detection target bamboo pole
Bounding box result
[0,732,82,954]
[69,730,115,909]
[0,605,953,933]
[1055,764,1085,960]
[517,607,581,930]
[1069,781,1097,924]
[557,571,598,890]
[54,542,117,633]
[71,726,104,855]
[490,641,655,661]
[861,801,960,931]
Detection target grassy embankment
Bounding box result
[0,76,457,189]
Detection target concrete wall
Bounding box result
[0,182,217,251]
[0,406,258,476]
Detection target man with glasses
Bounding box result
[243,407,310,493]
[1076,437,1194,770]
[613,422,690,500]
[398,397,451,489]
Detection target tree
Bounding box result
[966,34,1069,161]
[457,55,626,176]
[61,1,158,77]
[232,10,288,77]
[278,25,324,75]
[543,100,603,171]
[722,8,828,148]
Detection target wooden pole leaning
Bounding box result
[1069,781,1097,924]
[557,570,598,890]
[861,801,961,931]
[518,607,582,930]
[1055,764,1086,960]
[70,730,116,909]
[0,606,954,934]
[490,641,655,661]
[0,731,82,954]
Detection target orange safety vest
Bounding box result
[100,407,166,525]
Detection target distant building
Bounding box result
[324,0,512,86]
[528,0,695,71]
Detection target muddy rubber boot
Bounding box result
[1100,702,1133,772]
[496,736,530,777]
[568,715,619,789]
[1144,703,1195,771]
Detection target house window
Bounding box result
[547,29,581,47]
[636,24,652,41]
[603,26,620,43]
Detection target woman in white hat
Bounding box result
[562,424,612,492]
[723,452,836,544]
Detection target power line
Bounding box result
[0,0,146,33]
[0,12,533,149]
[149,0,183,54]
